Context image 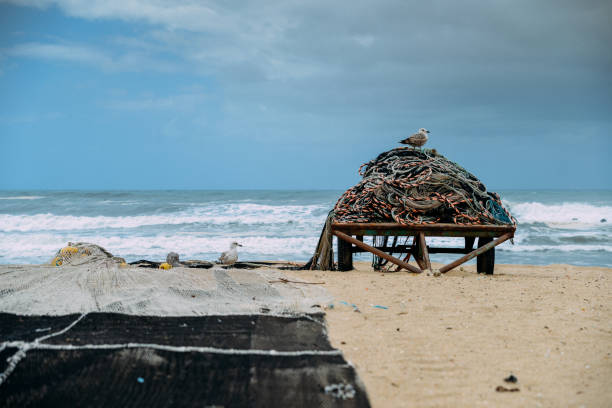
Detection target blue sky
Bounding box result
[0,0,610,190]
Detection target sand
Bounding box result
[286,262,612,408]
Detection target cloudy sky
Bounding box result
[0,0,610,190]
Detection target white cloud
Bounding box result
[9,42,111,65]
[106,93,206,111]
[352,34,375,48]
[2,0,311,79]
[6,42,181,72]
[4,0,230,32]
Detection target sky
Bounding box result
[0,0,610,190]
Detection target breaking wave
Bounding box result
[0,232,319,264]
[0,195,45,200]
[507,201,612,228]
[0,203,328,232]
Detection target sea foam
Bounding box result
[507,201,612,228]
[0,203,328,232]
[0,233,319,264]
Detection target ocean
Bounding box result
[0,190,610,267]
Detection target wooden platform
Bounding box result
[331,222,516,274]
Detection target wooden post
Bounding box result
[337,234,353,271]
[416,232,431,272]
[333,230,422,274]
[465,237,475,252]
[477,237,495,274]
[412,233,432,271]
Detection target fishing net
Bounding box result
[304,147,515,270]
[0,252,369,406]
[0,311,369,407]
[48,242,125,267]
[334,148,515,225]
[0,263,330,317]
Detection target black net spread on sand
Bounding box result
[0,313,370,407]
[333,148,515,226]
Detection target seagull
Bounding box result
[166,252,182,267]
[218,242,242,265]
[400,128,430,149]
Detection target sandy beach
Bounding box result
[286,262,612,408]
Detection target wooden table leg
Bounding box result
[477,237,495,274]
[337,234,353,271]
[416,232,432,272]
[465,237,475,252]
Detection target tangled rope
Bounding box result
[302,147,516,270]
[333,148,515,225]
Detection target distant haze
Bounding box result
[0,0,610,190]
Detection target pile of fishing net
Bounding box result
[333,148,515,225]
[303,147,515,270]
[49,242,126,267]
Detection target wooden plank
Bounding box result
[332,222,515,234]
[332,227,509,238]
[333,230,422,274]
[438,233,513,274]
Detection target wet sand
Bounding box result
[286,262,612,407]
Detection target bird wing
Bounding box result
[218,250,228,262]
[410,133,427,142]
[407,134,428,146]
[400,132,420,144]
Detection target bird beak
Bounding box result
[426,130,430,133]
[238,244,243,247]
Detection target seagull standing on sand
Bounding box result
[400,128,430,149]
[218,242,242,265]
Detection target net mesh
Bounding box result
[0,312,370,407]
[334,148,515,225]
[0,249,368,407]
[0,264,330,317]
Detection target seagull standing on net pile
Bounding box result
[218,242,242,265]
[400,128,430,150]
